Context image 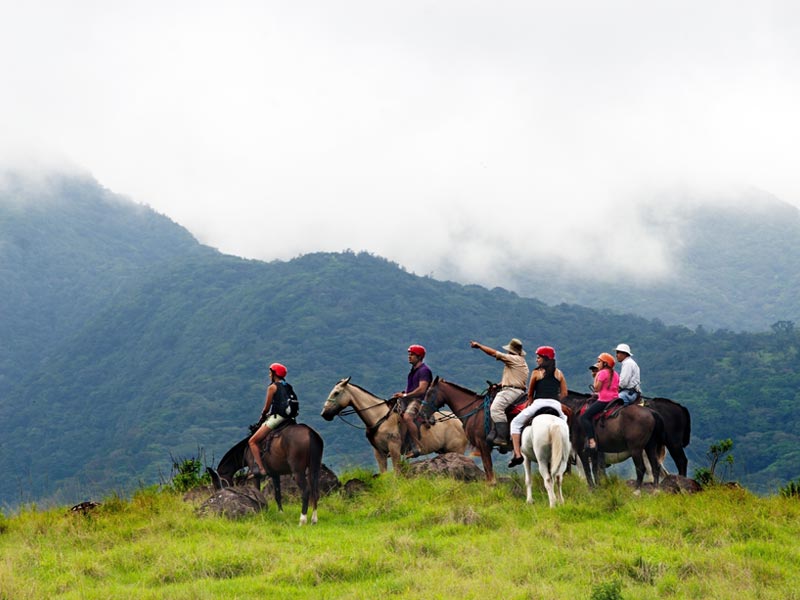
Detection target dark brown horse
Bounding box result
[567,394,664,490]
[642,397,691,476]
[421,377,497,483]
[208,422,324,525]
[564,391,691,477]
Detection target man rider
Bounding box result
[391,344,433,457]
[615,343,641,405]
[470,338,529,451]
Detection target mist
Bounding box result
[2,1,799,291]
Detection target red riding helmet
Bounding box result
[407,344,426,358]
[535,346,556,360]
[597,352,616,368]
[269,362,287,378]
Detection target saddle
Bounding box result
[579,399,625,421]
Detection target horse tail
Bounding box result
[550,422,565,477]
[650,410,666,450]
[681,405,692,447]
[308,428,324,503]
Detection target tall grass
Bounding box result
[1,473,799,599]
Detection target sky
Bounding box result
[2,1,799,289]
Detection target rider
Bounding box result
[391,344,433,457]
[580,352,620,450]
[249,362,290,477]
[615,343,641,405]
[508,345,568,467]
[470,338,529,451]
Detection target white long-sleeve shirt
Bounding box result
[618,356,641,391]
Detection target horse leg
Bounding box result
[271,474,283,511]
[631,451,647,492]
[478,443,495,484]
[644,441,662,489]
[294,469,309,526]
[667,444,688,477]
[524,456,534,504]
[373,447,388,473]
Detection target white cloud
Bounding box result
[2,1,799,287]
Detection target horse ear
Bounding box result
[344,376,351,384]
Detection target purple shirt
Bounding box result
[406,363,433,396]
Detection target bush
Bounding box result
[169,454,210,493]
[779,478,800,498]
[591,578,623,600]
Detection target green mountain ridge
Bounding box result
[1,172,799,507]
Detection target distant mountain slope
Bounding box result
[512,191,800,331]
[1,173,798,507]
[0,172,212,394]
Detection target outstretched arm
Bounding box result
[470,340,498,358]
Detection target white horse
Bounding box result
[321,377,468,472]
[521,414,571,508]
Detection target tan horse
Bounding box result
[320,377,468,472]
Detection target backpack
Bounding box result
[272,381,299,419]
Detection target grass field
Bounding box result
[1,471,799,599]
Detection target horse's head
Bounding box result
[321,376,352,420]
[420,376,444,420]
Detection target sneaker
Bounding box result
[508,455,524,468]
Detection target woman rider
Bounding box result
[580,353,620,450]
[507,346,568,467]
[248,362,289,477]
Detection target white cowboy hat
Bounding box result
[615,343,633,356]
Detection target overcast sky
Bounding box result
[2,1,799,289]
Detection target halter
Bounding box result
[323,383,396,435]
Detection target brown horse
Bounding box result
[421,377,497,483]
[567,395,664,490]
[564,391,691,477]
[208,422,324,525]
[320,377,468,472]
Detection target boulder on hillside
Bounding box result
[659,474,703,494]
[262,463,341,498]
[196,486,269,519]
[407,452,485,482]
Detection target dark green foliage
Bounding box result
[2,172,800,506]
[590,579,623,600]
[168,455,210,493]
[694,439,735,487]
[779,478,800,499]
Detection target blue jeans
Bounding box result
[619,389,639,405]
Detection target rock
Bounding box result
[196,487,269,519]
[659,474,703,494]
[407,452,485,482]
[342,478,368,497]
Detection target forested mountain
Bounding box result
[512,190,800,331]
[1,173,798,508]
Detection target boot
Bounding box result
[494,422,510,453]
[486,421,497,444]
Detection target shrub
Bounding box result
[693,439,734,487]
[591,578,623,600]
[779,478,800,498]
[169,454,210,493]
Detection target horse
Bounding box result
[564,391,690,477]
[320,377,468,472]
[208,422,324,525]
[421,377,498,483]
[566,394,664,490]
[521,413,571,507]
[642,396,691,476]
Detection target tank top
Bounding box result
[533,369,561,400]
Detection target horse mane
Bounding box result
[437,378,479,396]
[343,380,385,400]
[566,389,592,400]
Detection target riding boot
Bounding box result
[494,421,510,453]
[486,421,497,444]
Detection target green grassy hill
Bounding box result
[1,473,799,599]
